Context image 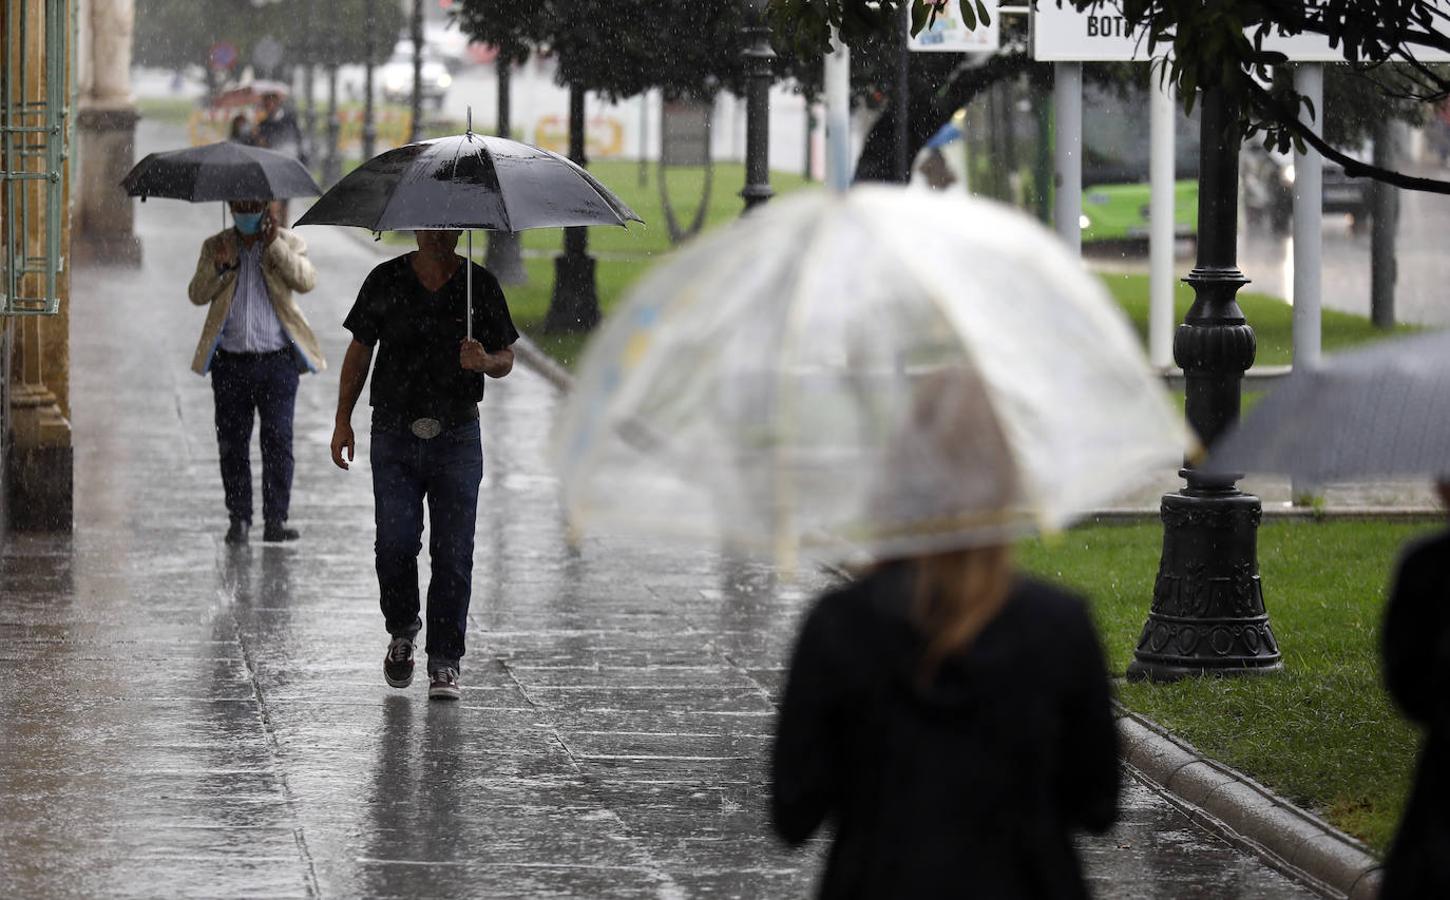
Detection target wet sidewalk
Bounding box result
[0,122,1321,899]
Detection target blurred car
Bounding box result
[1241,145,1293,234]
[379,41,452,109]
[1079,82,1200,246]
[1322,156,1373,231]
[1242,143,1373,234]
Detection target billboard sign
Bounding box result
[910,0,1000,53]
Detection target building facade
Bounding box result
[2,0,76,540]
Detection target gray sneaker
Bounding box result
[428,667,460,701]
[383,637,415,688]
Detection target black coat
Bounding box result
[772,565,1119,899]
[1381,529,1450,899]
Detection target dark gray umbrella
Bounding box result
[292,132,642,232]
[295,129,642,340]
[121,141,321,202]
[1206,328,1450,481]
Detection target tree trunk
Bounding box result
[1370,119,1399,329]
[486,58,526,285]
[853,52,1031,183]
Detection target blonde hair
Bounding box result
[911,545,1015,685]
[879,366,1020,684]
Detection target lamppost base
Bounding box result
[1126,654,1284,683]
[1128,484,1283,683]
[741,184,774,211]
[545,253,600,334]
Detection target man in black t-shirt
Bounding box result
[331,230,519,701]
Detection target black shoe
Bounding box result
[384,637,415,689]
[262,522,300,543]
[225,520,249,545]
[428,667,461,701]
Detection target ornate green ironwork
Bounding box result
[1,0,69,316]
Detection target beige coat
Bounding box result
[186,228,326,375]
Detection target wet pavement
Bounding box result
[0,120,1321,898]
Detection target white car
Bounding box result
[379,42,452,109]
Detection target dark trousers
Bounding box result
[211,349,299,526]
[370,418,483,669]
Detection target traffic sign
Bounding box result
[208,41,239,71]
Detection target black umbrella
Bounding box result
[295,126,642,340]
[292,132,642,232]
[121,140,321,203]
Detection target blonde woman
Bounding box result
[771,371,1119,898]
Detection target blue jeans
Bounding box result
[211,349,299,526]
[370,417,483,670]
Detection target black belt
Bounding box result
[372,406,478,439]
[215,347,292,360]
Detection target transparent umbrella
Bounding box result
[551,187,1191,564]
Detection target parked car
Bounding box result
[379,41,451,109]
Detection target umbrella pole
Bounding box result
[466,229,473,342]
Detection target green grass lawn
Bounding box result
[1020,519,1442,851]
[1101,272,1418,367]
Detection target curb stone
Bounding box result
[1116,706,1382,900]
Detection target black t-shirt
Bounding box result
[344,253,519,417]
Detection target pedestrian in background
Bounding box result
[1379,480,1450,899]
[188,200,325,545]
[330,230,518,701]
[253,89,307,223]
[771,373,1120,898]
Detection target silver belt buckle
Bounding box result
[409,417,442,439]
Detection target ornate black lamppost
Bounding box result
[545,84,601,332]
[740,0,775,211]
[1127,86,1282,682]
[362,0,377,161]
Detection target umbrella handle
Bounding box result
[466,229,473,343]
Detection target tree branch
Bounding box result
[1250,82,1450,194]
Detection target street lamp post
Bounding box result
[545,84,601,333]
[409,0,424,143]
[362,0,377,161]
[740,0,775,212]
[302,2,317,166]
[323,59,341,188]
[1126,85,1282,682]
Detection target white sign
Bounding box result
[1033,0,1450,63]
[911,0,1000,53]
[1259,28,1450,63]
[1032,1,1149,62]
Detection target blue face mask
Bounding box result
[233,212,265,235]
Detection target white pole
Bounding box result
[824,29,852,191]
[1292,64,1324,369]
[1149,70,1176,369]
[1053,62,1082,255]
[1291,64,1324,505]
